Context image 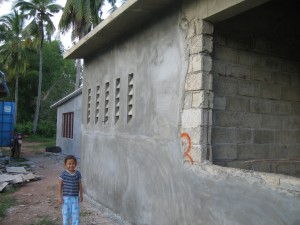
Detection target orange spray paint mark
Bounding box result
[181,133,194,165]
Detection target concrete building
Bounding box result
[51,88,82,158]
[64,0,300,224]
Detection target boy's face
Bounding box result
[65,159,77,172]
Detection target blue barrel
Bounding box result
[0,101,15,147]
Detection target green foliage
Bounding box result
[15,120,56,137]
[36,120,56,137]
[15,121,32,135]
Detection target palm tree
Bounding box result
[13,0,62,134]
[0,10,29,125]
[59,0,104,90]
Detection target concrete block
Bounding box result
[192,91,203,108]
[181,126,201,145]
[192,90,213,108]
[188,35,202,54]
[237,144,270,160]
[188,35,213,54]
[213,96,226,110]
[290,72,300,88]
[183,91,193,109]
[292,102,300,115]
[226,96,250,112]
[213,32,226,46]
[235,128,252,144]
[211,127,235,144]
[213,77,238,96]
[188,54,212,72]
[272,71,291,87]
[197,19,214,35]
[181,108,202,128]
[251,68,273,83]
[192,54,202,72]
[187,20,196,39]
[213,60,226,76]
[268,145,289,159]
[214,111,261,128]
[281,87,300,101]
[250,99,272,114]
[261,84,282,100]
[253,130,274,144]
[275,164,296,176]
[227,33,252,51]
[281,60,300,74]
[200,54,212,72]
[250,162,272,173]
[226,64,251,80]
[287,145,300,158]
[271,101,292,115]
[185,72,201,91]
[282,116,300,130]
[189,145,202,164]
[214,45,239,64]
[201,108,212,126]
[212,144,237,160]
[265,56,281,71]
[227,160,251,170]
[274,130,300,144]
[250,53,266,68]
[261,115,283,129]
[252,37,269,55]
[238,80,261,97]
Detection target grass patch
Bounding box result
[0,189,17,218]
[25,135,55,144]
[24,136,56,151]
[30,216,59,225]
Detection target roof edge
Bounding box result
[50,87,82,108]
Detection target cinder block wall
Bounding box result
[211,2,300,176]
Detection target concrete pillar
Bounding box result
[181,19,214,165]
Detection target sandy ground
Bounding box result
[0,141,130,225]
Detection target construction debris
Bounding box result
[6,166,27,173]
[0,151,41,192]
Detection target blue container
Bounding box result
[0,101,15,147]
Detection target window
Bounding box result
[95,85,100,124]
[104,82,109,124]
[115,78,120,123]
[63,112,74,138]
[87,88,91,124]
[127,73,134,122]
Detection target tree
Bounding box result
[59,0,104,90]
[0,10,29,124]
[13,0,62,134]
[107,0,127,14]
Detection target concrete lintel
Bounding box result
[63,0,174,59]
[199,0,271,23]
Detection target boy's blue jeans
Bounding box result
[62,196,80,225]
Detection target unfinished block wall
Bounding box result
[211,3,300,176]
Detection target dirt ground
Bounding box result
[0,141,130,225]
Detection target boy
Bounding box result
[58,155,83,225]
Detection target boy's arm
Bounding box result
[58,179,63,204]
[79,180,83,202]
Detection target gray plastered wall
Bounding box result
[78,1,300,224]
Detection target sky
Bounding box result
[0,0,117,50]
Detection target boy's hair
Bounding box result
[64,155,77,164]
